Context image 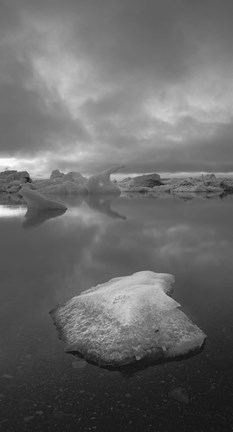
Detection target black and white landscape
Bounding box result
[1,1,233,431]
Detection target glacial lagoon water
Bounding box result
[1,194,233,431]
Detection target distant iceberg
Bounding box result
[85,165,124,194]
[51,271,206,369]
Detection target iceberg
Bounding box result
[51,271,206,369]
[29,167,123,196]
[20,187,67,211]
[86,165,124,194]
[38,181,86,195]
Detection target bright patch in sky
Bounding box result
[0,157,48,177]
[1,1,233,173]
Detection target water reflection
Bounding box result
[0,205,25,218]
[21,194,126,229]
[85,194,126,219]
[1,196,233,431]
[0,193,126,229]
[22,208,67,229]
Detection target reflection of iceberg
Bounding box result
[51,271,206,371]
[174,192,223,202]
[86,194,126,220]
[22,208,67,229]
[20,192,125,227]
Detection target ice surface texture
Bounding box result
[86,165,124,194]
[51,271,206,369]
[20,187,67,210]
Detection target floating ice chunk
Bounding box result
[20,187,67,210]
[86,165,124,194]
[51,271,206,369]
[38,181,85,195]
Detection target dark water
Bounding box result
[1,194,233,432]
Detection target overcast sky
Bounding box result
[0,0,233,175]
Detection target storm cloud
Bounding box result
[0,0,233,175]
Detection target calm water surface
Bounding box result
[1,194,233,432]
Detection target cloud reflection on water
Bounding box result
[0,193,126,228]
[0,205,26,218]
[1,196,233,376]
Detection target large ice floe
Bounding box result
[20,187,67,211]
[51,271,206,369]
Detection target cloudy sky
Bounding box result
[0,0,233,176]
